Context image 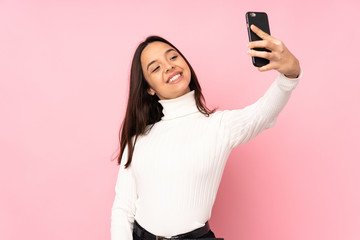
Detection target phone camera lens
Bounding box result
[250,12,256,17]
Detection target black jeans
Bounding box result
[132,229,217,240]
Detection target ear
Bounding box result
[147,88,156,96]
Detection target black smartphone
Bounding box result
[245,12,271,67]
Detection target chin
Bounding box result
[178,86,191,97]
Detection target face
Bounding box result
[140,41,191,100]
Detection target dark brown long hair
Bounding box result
[114,35,215,168]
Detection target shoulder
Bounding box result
[207,110,232,127]
[209,109,236,121]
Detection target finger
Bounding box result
[250,24,272,40]
[258,62,277,72]
[248,40,277,51]
[247,49,273,60]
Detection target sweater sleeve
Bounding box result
[110,146,137,240]
[220,69,302,149]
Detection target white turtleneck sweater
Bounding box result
[111,70,302,239]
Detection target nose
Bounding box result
[165,62,175,73]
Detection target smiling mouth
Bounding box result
[167,72,183,84]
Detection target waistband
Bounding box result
[133,220,212,240]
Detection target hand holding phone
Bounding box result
[246,12,271,67]
[245,12,301,78]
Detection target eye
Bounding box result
[152,66,160,73]
[170,55,178,60]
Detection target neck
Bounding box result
[158,90,199,120]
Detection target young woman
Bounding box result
[111,24,302,240]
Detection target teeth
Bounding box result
[168,73,181,83]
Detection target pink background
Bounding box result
[1,0,359,239]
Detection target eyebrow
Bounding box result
[146,48,176,71]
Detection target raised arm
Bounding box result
[218,70,302,149]
[217,24,302,149]
[111,146,137,240]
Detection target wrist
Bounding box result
[285,59,301,78]
[284,72,300,78]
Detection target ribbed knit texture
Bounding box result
[111,70,302,239]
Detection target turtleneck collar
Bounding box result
[158,90,199,120]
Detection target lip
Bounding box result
[167,71,183,83]
[168,73,183,84]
